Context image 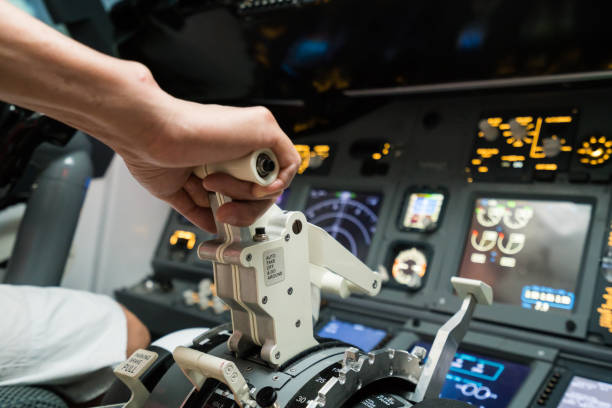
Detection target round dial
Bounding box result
[391,247,428,290]
[305,190,381,261]
[497,232,526,255]
[503,205,533,229]
[509,119,527,141]
[476,204,504,227]
[542,137,562,158]
[478,119,499,142]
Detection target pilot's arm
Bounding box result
[0,0,300,232]
[0,284,149,386]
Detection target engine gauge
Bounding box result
[502,204,533,229]
[400,188,447,232]
[475,200,505,227]
[385,244,431,291]
[392,247,428,290]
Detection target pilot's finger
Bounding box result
[203,173,280,201]
[165,189,217,233]
[215,198,278,226]
[184,175,210,207]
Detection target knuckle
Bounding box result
[129,61,156,86]
[277,178,289,190]
[291,150,301,167]
[253,105,276,124]
[251,106,278,146]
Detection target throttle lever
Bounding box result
[191,148,380,366]
[193,148,279,247]
[411,277,493,402]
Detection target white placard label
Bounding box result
[115,349,158,378]
[263,248,285,286]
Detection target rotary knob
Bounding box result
[509,119,527,141]
[542,137,562,158]
[478,119,499,142]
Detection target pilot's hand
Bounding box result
[0,2,300,233]
[110,80,300,232]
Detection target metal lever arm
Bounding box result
[174,346,255,407]
[411,277,493,402]
[308,224,381,297]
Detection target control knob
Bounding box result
[478,119,499,142]
[542,137,562,158]
[509,119,527,141]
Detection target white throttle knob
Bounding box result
[193,148,279,186]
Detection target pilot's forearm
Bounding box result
[0,0,161,155]
[0,0,300,230]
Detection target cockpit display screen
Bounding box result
[458,198,592,314]
[401,191,446,231]
[557,376,612,408]
[411,341,530,408]
[305,189,382,261]
[318,320,387,352]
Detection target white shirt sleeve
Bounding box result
[0,284,127,386]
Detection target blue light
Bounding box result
[457,23,485,51]
[452,354,505,382]
[285,39,329,68]
[317,320,387,352]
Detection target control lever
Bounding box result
[192,149,381,366]
[411,277,493,401]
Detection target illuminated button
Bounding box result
[577,135,612,167]
[169,230,197,250]
[500,256,516,267]
[470,252,486,264]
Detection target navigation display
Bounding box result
[401,191,446,231]
[411,341,530,408]
[557,376,612,408]
[318,320,387,352]
[458,198,592,314]
[305,189,382,261]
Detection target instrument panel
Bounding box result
[117,84,612,408]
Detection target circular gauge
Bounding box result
[503,205,533,229]
[391,247,428,290]
[305,189,382,261]
[475,203,505,227]
[470,230,497,252]
[497,232,526,255]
